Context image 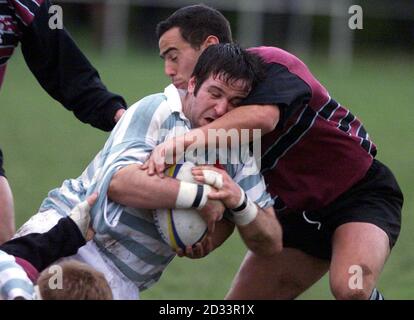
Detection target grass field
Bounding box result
[1,45,413,299]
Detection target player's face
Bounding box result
[159,27,203,89]
[184,75,251,128]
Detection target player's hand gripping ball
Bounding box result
[154,162,208,251]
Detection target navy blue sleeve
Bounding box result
[0,217,85,272]
[16,0,126,131]
[240,63,312,128]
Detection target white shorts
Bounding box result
[15,209,140,300]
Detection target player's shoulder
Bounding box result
[128,85,184,125]
[126,93,168,120]
[130,92,166,111]
[247,46,312,77]
[248,46,302,63]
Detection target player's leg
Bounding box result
[329,222,390,300]
[327,160,402,300]
[227,204,333,300]
[226,248,329,299]
[0,175,15,244]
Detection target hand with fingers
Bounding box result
[191,166,242,209]
[68,192,98,241]
[114,109,126,123]
[141,135,186,177]
[175,235,214,259]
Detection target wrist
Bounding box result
[230,187,258,226]
[228,186,246,210]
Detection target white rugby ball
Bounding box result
[154,162,208,250]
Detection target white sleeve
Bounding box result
[88,95,169,232]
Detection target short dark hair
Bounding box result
[156,4,232,48]
[191,44,265,96]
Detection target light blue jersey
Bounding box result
[38,84,273,291]
[0,250,34,300]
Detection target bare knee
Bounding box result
[330,223,390,300]
[330,276,374,300]
[331,286,371,300]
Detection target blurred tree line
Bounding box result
[56,0,413,57]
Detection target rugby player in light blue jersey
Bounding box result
[15,44,283,300]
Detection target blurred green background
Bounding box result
[1,1,413,300]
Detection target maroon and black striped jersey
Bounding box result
[0,0,22,86]
[244,46,376,212]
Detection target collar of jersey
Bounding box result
[163,84,191,124]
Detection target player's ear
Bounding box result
[187,76,196,94]
[201,35,219,50]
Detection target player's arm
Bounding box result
[0,194,98,273]
[192,166,283,257]
[144,105,280,176]
[108,164,180,209]
[0,176,14,244]
[236,206,282,257]
[16,0,126,131]
[145,61,313,176]
[184,104,279,144]
[108,164,224,233]
[209,218,235,250]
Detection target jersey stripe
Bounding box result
[337,110,354,132]
[0,250,34,300]
[317,98,337,119]
[8,0,43,26]
[262,105,317,173]
[261,99,375,176]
